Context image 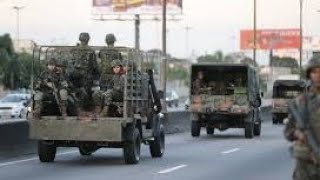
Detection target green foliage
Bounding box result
[197,51,224,63]
[0,34,33,89]
[167,67,189,81]
[271,56,299,70]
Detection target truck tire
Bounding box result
[254,121,261,136]
[191,121,201,137]
[123,128,141,164]
[206,127,214,135]
[38,141,56,162]
[245,122,254,139]
[149,124,165,158]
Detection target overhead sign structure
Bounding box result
[92,0,183,14]
[240,29,301,50]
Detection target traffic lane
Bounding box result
[0,122,292,180]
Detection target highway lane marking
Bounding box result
[0,151,77,168]
[157,164,187,174]
[221,148,240,154]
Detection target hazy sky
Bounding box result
[1,0,320,62]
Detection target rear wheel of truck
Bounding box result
[206,127,215,135]
[244,122,254,139]
[149,124,165,158]
[123,128,141,165]
[38,141,56,162]
[254,121,261,136]
[191,121,201,137]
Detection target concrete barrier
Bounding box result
[0,121,36,161]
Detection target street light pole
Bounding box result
[160,0,167,112]
[299,0,303,79]
[253,0,257,66]
[13,6,25,49]
[185,25,192,60]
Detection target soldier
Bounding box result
[33,58,69,119]
[284,56,320,180]
[99,33,122,91]
[192,71,206,95]
[101,59,125,117]
[69,32,101,120]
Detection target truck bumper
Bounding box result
[29,117,125,142]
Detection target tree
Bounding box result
[197,51,224,63]
[271,56,299,74]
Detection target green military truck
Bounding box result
[29,46,164,164]
[189,64,263,139]
[272,80,306,124]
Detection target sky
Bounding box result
[1,0,320,63]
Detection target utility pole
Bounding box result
[160,0,167,112]
[299,0,303,79]
[253,0,257,66]
[13,5,25,50]
[185,25,192,60]
[135,14,140,50]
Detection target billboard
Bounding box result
[240,29,301,50]
[92,0,183,14]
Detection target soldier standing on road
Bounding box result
[284,56,320,180]
[33,58,69,120]
[69,32,101,120]
[99,33,123,91]
[100,59,125,117]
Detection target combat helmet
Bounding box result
[111,59,122,68]
[79,32,90,42]
[105,33,116,45]
[306,56,320,79]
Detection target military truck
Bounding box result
[272,80,306,124]
[29,46,164,164]
[189,64,263,139]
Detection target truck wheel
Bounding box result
[191,121,201,137]
[149,124,165,158]
[206,127,214,135]
[123,128,141,164]
[254,121,261,136]
[38,141,56,162]
[245,122,254,139]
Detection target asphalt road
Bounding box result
[0,121,293,180]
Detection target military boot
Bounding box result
[100,106,109,117]
[92,106,101,120]
[33,101,42,120]
[60,101,68,120]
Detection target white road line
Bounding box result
[157,164,187,174]
[221,148,240,154]
[0,151,77,168]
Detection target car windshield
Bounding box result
[1,95,23,103]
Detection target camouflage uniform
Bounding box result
[34,58,69,119]
[69,33,101,118]
[284,57,320,180]
[99,33,122,91]
[192,71,206,95]
[101,59,125,116]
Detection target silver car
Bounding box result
[0,93,30,119]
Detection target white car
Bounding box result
[0,93,30,119]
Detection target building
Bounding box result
[12,39,36,54]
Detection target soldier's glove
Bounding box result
[91,86,100,92]
[46,82,53,88]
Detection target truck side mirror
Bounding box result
[261,92,264,98]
